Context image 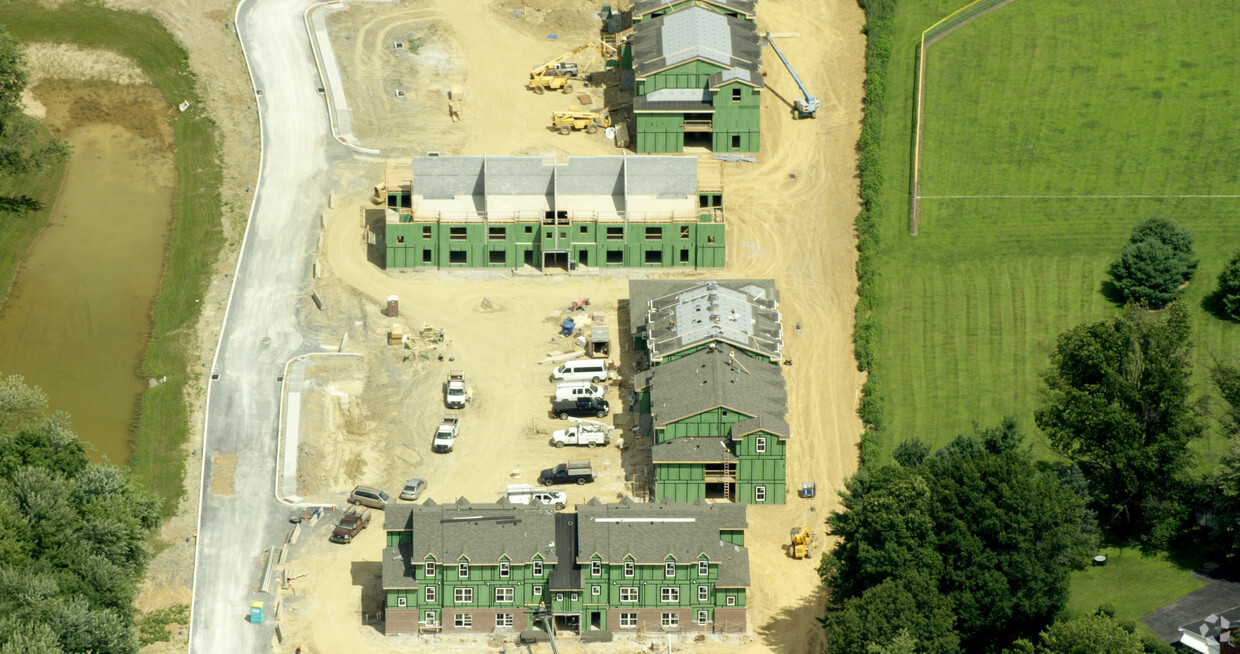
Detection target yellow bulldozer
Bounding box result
[789,526,817,560]
[551,108,612,135]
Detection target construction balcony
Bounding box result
[684,119,714,133]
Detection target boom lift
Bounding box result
[760,33,820,119]
[551,108,612,135]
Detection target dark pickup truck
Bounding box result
[553,397,610,420]
[540,460,596,486]
[329,507,372,544]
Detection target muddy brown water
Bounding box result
[0,123,175,463]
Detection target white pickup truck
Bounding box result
[504,484,567,510]
[445,370,467,409]
[432,416,459,453]
[551,422,611,448]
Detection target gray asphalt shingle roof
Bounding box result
[382,544,416,589]
[730,415,789,440]
[575,498,749,586]
[632,6,760,79]
[709,67,764,89]
[652,437,738,463]
[385,498,559,566]
[648,344,787,429]
[629,279,783,362]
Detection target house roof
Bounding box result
[632,6,761,79]
[384,498,559,565]
[633,88,715,114]
[632,0,758,21]
[652,437,738,463]
[1179,606,1240,650]
[574,497,749,586]
[648,344,787,429]
[709,66,764,89]
[549,512,583,591]
[382,544,417,590]
[730,415,789,440]
[629,279,783,362]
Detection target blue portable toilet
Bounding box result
[560,318,576,336]
[250,601,265,624]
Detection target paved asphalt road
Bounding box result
[188,0,346,649]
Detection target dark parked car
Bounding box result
[539,460,596,486]
[348,485,390,509]
[329,507,371,544]
[553,397,610,420]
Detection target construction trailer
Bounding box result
[628,6,763,153]
[382,155,725,270]
[381,497,749,636]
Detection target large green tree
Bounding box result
[1213,360,1240,436]
[1215,250,1240,321]
[0,374,159,653]
[1035,303,1202,533]
[825,574,960,654]
[1108,217,1199,308]
[0,27,69,212]
[822,421,1094,653]
[1007,613,1144,654]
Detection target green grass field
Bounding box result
[870,0,1240,461]
[1067,547,1206,637]
[2,4,224,514]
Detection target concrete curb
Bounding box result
[303,1,383,155]
[273,352,363,507]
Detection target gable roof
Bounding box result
[384,498,558,565]
[631,6,761,79]
[648,344,787,429]
[729,415,789,440]
[709,66,764,89]
[629,279,783,362]
[632,0,758,22]
[574,497,749,586]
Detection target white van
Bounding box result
[551,359,608,383]
[554,382,605,402]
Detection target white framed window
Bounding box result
[496,613,514,628]
[571,593,578,601]
[620,587,639,603]
[555,593,564,602]
[592,585,601,596]
[500,562,509,578]
[698,585,708,602]
[458,562,469,578]
[697,610,708,624]
[532,585,542,596]
[756,436,767,453]
[624,561,634,577]
[494,587,514,603]
[665,562,675,577]
[454,587,473,603]
[424,611,436,625]
[397,596,407,607]
[424,586,436,603]
[755,486,766,502]
[424,561,436,577]
[620,612,638,628]
[726,595,736,606]
[533,561,543,576]
[661,587,679,603]
[698,561,708,576]
[591,560,601,576]
[661,612,679,628]
[454,613,472,628]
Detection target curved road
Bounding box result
[189,0,346,650]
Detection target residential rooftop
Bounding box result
[630,279,783,363]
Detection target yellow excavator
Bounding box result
[528,42,618,95]
[551,108,612,135]
[789,526,817,560]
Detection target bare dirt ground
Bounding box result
[268,0,868,652]
[30,0,865,650]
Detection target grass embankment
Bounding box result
[2,4,225,514]
[866,0,1240,461]
[0,134,66,304]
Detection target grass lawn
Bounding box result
[2,4,224,514]
[869,0,1240,461]
[1067,547,1206,628]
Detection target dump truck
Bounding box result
[552,108,611,135]
[432,416,459,453]
[445,370,467,409]
[551,420,611,448]
[504,484,567,510]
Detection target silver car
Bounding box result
[399,478,427,501]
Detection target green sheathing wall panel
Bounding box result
[639,388,651,414]
[735,432,787,504]
[655,463,705,503]
[716,588,745,607]
[635,113,686,154]
[720,529,744,546]
[658,407,752,443]
[656,342,772,366]
[387,531,413,547]
[638,60,728,94]
[710,83,760,153]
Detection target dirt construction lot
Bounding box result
[118,0,865,651]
